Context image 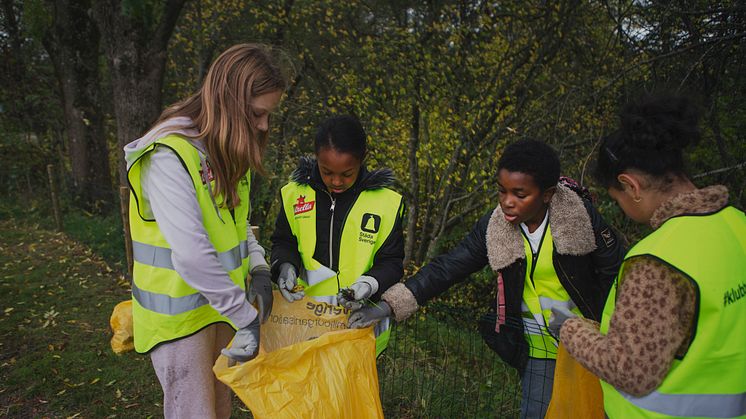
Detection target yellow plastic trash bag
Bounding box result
[545,343,604,419]
[109,300,134,354]
[214,291,384,418]
[260,291,350,352]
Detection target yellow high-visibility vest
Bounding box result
[521,224,582,359]
[281,181,403,355]
[600,206,746,419]
[128,135,250,353]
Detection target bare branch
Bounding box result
[692,162,746,179]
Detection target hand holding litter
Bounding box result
[548,306,577,340]
[276,263,304,302]
[337,275,378,310]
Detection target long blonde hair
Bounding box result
[158,44,286,208]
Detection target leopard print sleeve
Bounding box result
[560,256,696,396]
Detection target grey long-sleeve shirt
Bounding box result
[139,140,266,329]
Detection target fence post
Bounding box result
[47,164,63,231]
[120,186,134,280]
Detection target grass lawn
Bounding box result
[0,219,164,417]
[0,204,522,418]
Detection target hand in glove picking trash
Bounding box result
[548,306,577,340]
[247,267,273,323]
[276,262,304,302]
[348,301,391,329]
[337,275,378,310]
[221,315,260,366]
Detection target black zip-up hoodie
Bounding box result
[270,156,405,301]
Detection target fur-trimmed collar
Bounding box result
[485,184,596,271]
[650,185,729,229]
[290,155,396,191]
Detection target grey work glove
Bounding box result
[337,275,379,310]
[548,306,577,340]
[221,315,260,365]
[276,262,304,302]
[247,267,273,324]
[348,301,391,329]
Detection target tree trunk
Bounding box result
[44,0,112,212]
[404,100,420,269]
[92,0,187,188]
[91,0,185,273]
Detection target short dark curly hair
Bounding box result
[497,139,560,191]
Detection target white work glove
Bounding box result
[348,301,391,329]
[221,315,260,366]
[337,275,379,310]
[548,306,577,340]
[276,262,304,302]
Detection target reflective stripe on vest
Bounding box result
[600,206,746,419]
[521,223,582,359]
[280,181,403,355]
[132,281,207,315]
[127,135,251,353]
[620,390,746,418]
[132,240,249,272]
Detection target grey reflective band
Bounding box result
[240,239,249,259]
[218,240,248,272]
[133,241,174,270]
[132,240,248,272]
[522,321,546,336]
[623,390,746,418]
[132,282,208,315]
[521,301,547,328]
[539,296,576,312]
[304,264,337,286]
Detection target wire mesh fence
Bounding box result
[378,304,530,418]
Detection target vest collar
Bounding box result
[649,185,729,229]
[290,155,396,192]
[124,116,199,169]
[485,183,596,271]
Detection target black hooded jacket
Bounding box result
[270,156,405,301]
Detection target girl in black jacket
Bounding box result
[349,139,625,418]
[269,115,405,308]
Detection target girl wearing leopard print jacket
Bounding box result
[560,94,746,419]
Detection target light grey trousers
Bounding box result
[150,323,235,419]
